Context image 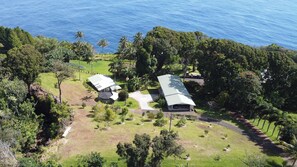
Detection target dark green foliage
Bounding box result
[117,134,151,167]
[5,44,43,89]
[153,118,167,127]
[18,157,39,167]
[149,130,185,167]
[77,152,106,167]
[176,116,187,127]
[118,90,129,101]
[72,41,94,62]
[147,112,155,120]
[264,52,297,111]
[184,81,202,100]
[0,78,27,113]
[108,58,124,78]
[135,47,157,76]
[280,121,297,144]
[117,131,184,167]
[127,77,141,92]
[156,97,166,108]
[0,26,34,53]
[155,111,164,119]
[230,71,262,113]
[34,36,59,55]
[52,61,74,103]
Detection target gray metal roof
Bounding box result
[157,74,196,106]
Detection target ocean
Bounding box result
[0,0,296,52]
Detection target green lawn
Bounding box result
[70,60,111,76]
[113,98,139,110]
[94,54,116,61]
[59,113,283,167]
[249,118,280,141]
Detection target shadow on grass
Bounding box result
[198,107,284,158]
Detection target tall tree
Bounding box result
[117,134,151,167]
[75,31,84,41]
[97,39,109,53]
[150,130,185,167]
[5,44,43,91]
[230,71,263,114]
[52,61,74,103]
[75,31,84,80]
[135,47,157,76]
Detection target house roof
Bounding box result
[88,74,120,91]
[157,74,196,106]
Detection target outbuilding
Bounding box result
[88,74,121,102]
[157,74,196,111]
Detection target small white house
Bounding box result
[157,74,196,111]
[88,74,121,102]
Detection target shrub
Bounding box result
[127,77,141,92]
[126,113,134,121]
[92,105,99,112]
[147,112,155,120]
[121,107,129,116]
[118,90,129,101]
[156,111,164,119]
[204,130,209,135]
[176,116,187,127]
[77,152,106,167]
[82,102,86,108]
[157,97,166,108]
[153,118,168,127]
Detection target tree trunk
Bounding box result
[272,125,277,136]
[277,128,281,139]
[253,117,257,123]
[262,120,267,129]
[79,59,81,81]
[257,118,262,126]
[293,158,296,167]
[267,122,272,132]
[58,82,62,103]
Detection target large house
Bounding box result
[88,74,121,103]
[157,74,196,111]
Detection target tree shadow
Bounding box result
[199,107,284,157]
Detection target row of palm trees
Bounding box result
[75,31,109,52]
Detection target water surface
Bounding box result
[1,0,296,52]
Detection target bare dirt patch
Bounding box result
[61,82,97,106]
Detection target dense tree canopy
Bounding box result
[4,44,43,89]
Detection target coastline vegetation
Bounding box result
[0,25,296,166]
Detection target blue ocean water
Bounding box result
[0,0,296,52]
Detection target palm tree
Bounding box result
[75,31,84,80]
[133,32,143,47]
[97,39,109,53]
[75,31,84,41]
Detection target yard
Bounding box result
[58,109,283,167]
[38,59,284,167]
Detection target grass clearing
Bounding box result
[70,60,111,75]
[58,111,283,167]
[113,98,139,109]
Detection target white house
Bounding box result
[88,74,121,102]
[157,74,196,111]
